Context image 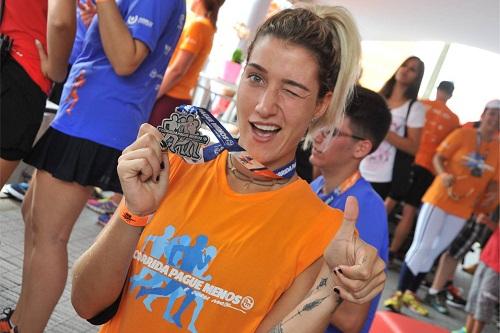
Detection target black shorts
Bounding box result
[370,182,391,199]
[389,164,434,207]
[1,55,46,160]
[448,218,492,260]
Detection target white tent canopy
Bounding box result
[314,0,499,54]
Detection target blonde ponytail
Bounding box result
[305,5,362,146]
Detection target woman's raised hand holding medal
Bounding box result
[117,123,170,217]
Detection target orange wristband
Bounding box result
[118,201,150,227]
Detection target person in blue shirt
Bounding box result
[9,0,186,332]
[310,86,392,333]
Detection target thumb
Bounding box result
[335,196,359,241]
[323,196,359,268]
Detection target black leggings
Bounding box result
[397,261,427,293]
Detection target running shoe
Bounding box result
[86,198,118,214]
[426,290,449,315]
[4,182,29,201]
[384,291,403,313]
[451,327,467,333]
[446,284,466,308]
[402,290,429,316]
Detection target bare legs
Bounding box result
[431,252,459,291]
[12,170,92,333]
[466,314,486,333]
[0,158,20,189]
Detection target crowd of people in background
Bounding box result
[0,0,498,333]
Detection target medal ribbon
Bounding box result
[158,105,296,179]
[316,171,361,205]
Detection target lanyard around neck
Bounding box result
[316,171,361,205]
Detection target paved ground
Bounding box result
[0,193,99,333]
[0,190,497,332]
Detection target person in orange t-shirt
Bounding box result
[71,7,387,333]
[148,0,224,127]
[386,81,460,258]
[385,102,499,317]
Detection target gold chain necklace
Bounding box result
[227,155,291,189]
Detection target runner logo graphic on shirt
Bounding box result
[462,151,494,177]
[129,226,254,332]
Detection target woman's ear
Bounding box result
[313,92,333,120]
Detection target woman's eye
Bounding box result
[248,73,263,84]
[284,89,300,97]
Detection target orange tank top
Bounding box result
[100,152,342,333]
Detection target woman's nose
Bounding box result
[255,88,278,117]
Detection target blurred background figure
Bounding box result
[384,101,499,318]
[451,213,499,333]
[3,0,186,331]
[386,81,460,261]
[359,56,425,200]
[149,0,225,127]
[0,0,75,190]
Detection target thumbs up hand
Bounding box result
[323,196,386,304]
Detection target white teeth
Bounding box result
[253,123,280,131]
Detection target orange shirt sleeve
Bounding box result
[179,20,210,55]
[436,128,463,160]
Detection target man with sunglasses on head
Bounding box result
[309,86,392,333]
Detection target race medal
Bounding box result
[157,110,209,162]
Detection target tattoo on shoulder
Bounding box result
[269,323,284,333]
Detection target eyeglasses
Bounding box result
[325,128,366,141]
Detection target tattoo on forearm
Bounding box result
[318,277,328,289]
[281,295,330,326]
[269,323,283,333]
[305,276,329,298]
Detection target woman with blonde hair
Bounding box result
[71,6,386,332]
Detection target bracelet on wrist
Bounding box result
[118,200,151,227]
